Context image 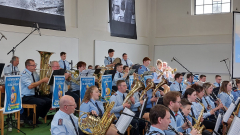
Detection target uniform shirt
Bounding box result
[231,89,240,101]
[112,71,125,86]
[153,69,163,84]
[218,92,234,108]
[145,89,161,109]
[21,69,40,97]
[51,110,79,135]
[138,65,149,75]
[213,82,221,88]
[191,102,211,119]
[121,58,133,67]
[104,57,115,66]
[164,110,185,135]
[59,60,70,70]
[70,72,81,92]
[176,111,191,134]
[182,81,194,92]
[80,99,104,118]
[163,71,173,81]
[170,81,185,95]
[109,91,129,118]
[4,63,20,75]
[146,126,165,135]
[202,96,216,112]
[131,92,141,112]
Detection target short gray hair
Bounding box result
[10,56,19,63]
[50,61,59,67]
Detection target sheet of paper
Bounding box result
[223,103,235,123]
[227,116,240,135]
[213,114,222,135]
[115,108,135,134]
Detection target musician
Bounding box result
[79,86,118,135]
[170,73,187,95]
[231,79,240,101]
[163,91,197,135]
[95,65,100,69]
[51,95,79,135]
[218,81,234,108]
[59,52,70,70]
[104,49,115,67]
[138,57,154,75]
[183,74,194,91]
[146,104,171,135]
[21,59,51,125]
[153,59,163,85]
[121,53,133,67]
[123,65,129,74]
[162,61,174,81]
[88,65,93,69]
[213,75,222,88]
[112,63,128,91]
[198,75,206,86]
[4,56,20,75]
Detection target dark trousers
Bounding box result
[66,91,80,109]
[22,95,51,120]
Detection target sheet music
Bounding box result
[115,108,135,134]
[223,97,240,123]
[227,116,240,135]
[141,71,153,81]
[213,114,222,135]
[139,97,147,118]
[80,69,95,77]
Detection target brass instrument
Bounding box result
[155,69,164,79]
[66,70,80,85]
[95,66,107,91]
[123,79,145,105]
[152,77,168,97]
[165,66,177,74]
[78,101,116,135]
[38,51,54,95]
[139,80,155,101]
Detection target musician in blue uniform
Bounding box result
[183,74,194,91]
[4,56,20,75]
[80,86,118,135]
[162,62,174,81]
[153,59,163,85]
[112,63,128,91]
[231,79,240,101]
[59,52,70,70]
[138,57,154,75]
[51,95,79,135]
[213,75,222,88]
[104,49,115,67]
[146,105,171,135]
[121,53,133,67]
[170,73,186,95]
[218,81,235,108]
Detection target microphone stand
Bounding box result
[171,57,199,81]
[221,59,235,87]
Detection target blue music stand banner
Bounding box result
[80,76,95,102]
[101,75,112,101]
[144,75,153,87]
[52,75,65,108]
[129,75,134,90]
[4,76,22,114]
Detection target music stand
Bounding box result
[0,63,5,77]
[80,69,95,77]
[48,69,65,85]
[126,69,136,80]
[141,71,153,82]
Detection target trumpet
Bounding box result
[164,66,177,74]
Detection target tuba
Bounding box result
[38,51,54,95]
[78,101,116,135]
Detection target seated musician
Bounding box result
[153,59,163,86]
[21,59,51,125]
[112,63,128,91]
[146,104,171,135]
[213,75,222,88]
[123,65,129,74]
[59,52,70,70]
[163,91,198,135]
[138,57,154,75]
[51,95,79,135]
[198,75,207,86]
[4,56,20,75]
[121,53,133,67]
[104,49,115,67]
[50,61,79,108]
[218,81,235,109]
[79,86,118,135]
[162,61,174,82]
[94,65,100,69]
[170,73,188,95]
[183,74,194,90]
[88,65,93,69]
[231,79,240,101]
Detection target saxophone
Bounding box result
[192,100,205,134]
[78,101,116,135]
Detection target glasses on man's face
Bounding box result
[28,64,37,67]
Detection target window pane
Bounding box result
[204,0,212,5]
[204,5,213,14]
[222,0,230,3]
[213,0,221,4]
[222,3,230,12]
[196,0,204,5]
[213,3,222,13]
[196,6,204,14]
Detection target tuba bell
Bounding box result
[38,51,54,95]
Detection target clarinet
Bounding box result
[211,93,227,112]
[168,125,180,135]
[203,96,212,110]
[179,109,192,130]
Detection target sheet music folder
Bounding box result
[115,108,135,134]
[227,116,240,135]
[48,69,65,85]
[223,97,240,123]
[213,114,223,135]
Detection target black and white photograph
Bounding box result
[109,0,137,39]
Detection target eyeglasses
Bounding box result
[28,64,37,67]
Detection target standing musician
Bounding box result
[4,56,20,75]
[104,49,115,67]
[59,52,70,70]
[146,104,171,135]
[213,75,222,88]
[183,74,194,90]
[112,63,128,91]
[51,95,79,135]
[170,73,188,95]
[121,53,133,67]
[21,59,51,125]
[231,79,240,101]
[163,91,198,135]
[162,61,174,81]
[153,59,163,86]
[79,86,118,135]
[138,57,154,75]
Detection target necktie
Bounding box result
[218,83,220,87]
[14,67,16,75]
[190,108,196,125]
[123,94,125,101]
[119,73,121,78]
[63,61,66,70]
[179,83,182,91]
[95,102,103,118]
[110,58,112,64]
[125,60,128,66]
[69,115,79,135]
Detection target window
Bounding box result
[195,0,231,15]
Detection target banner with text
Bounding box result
[80,76,95,102]
[52,75,65,108]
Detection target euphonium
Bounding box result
[152,77,168,97]
[78,101,116,135]
[66,70,80,85]
[123,80,145,105]
[38,51,54,95]
[139,80,155,101]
